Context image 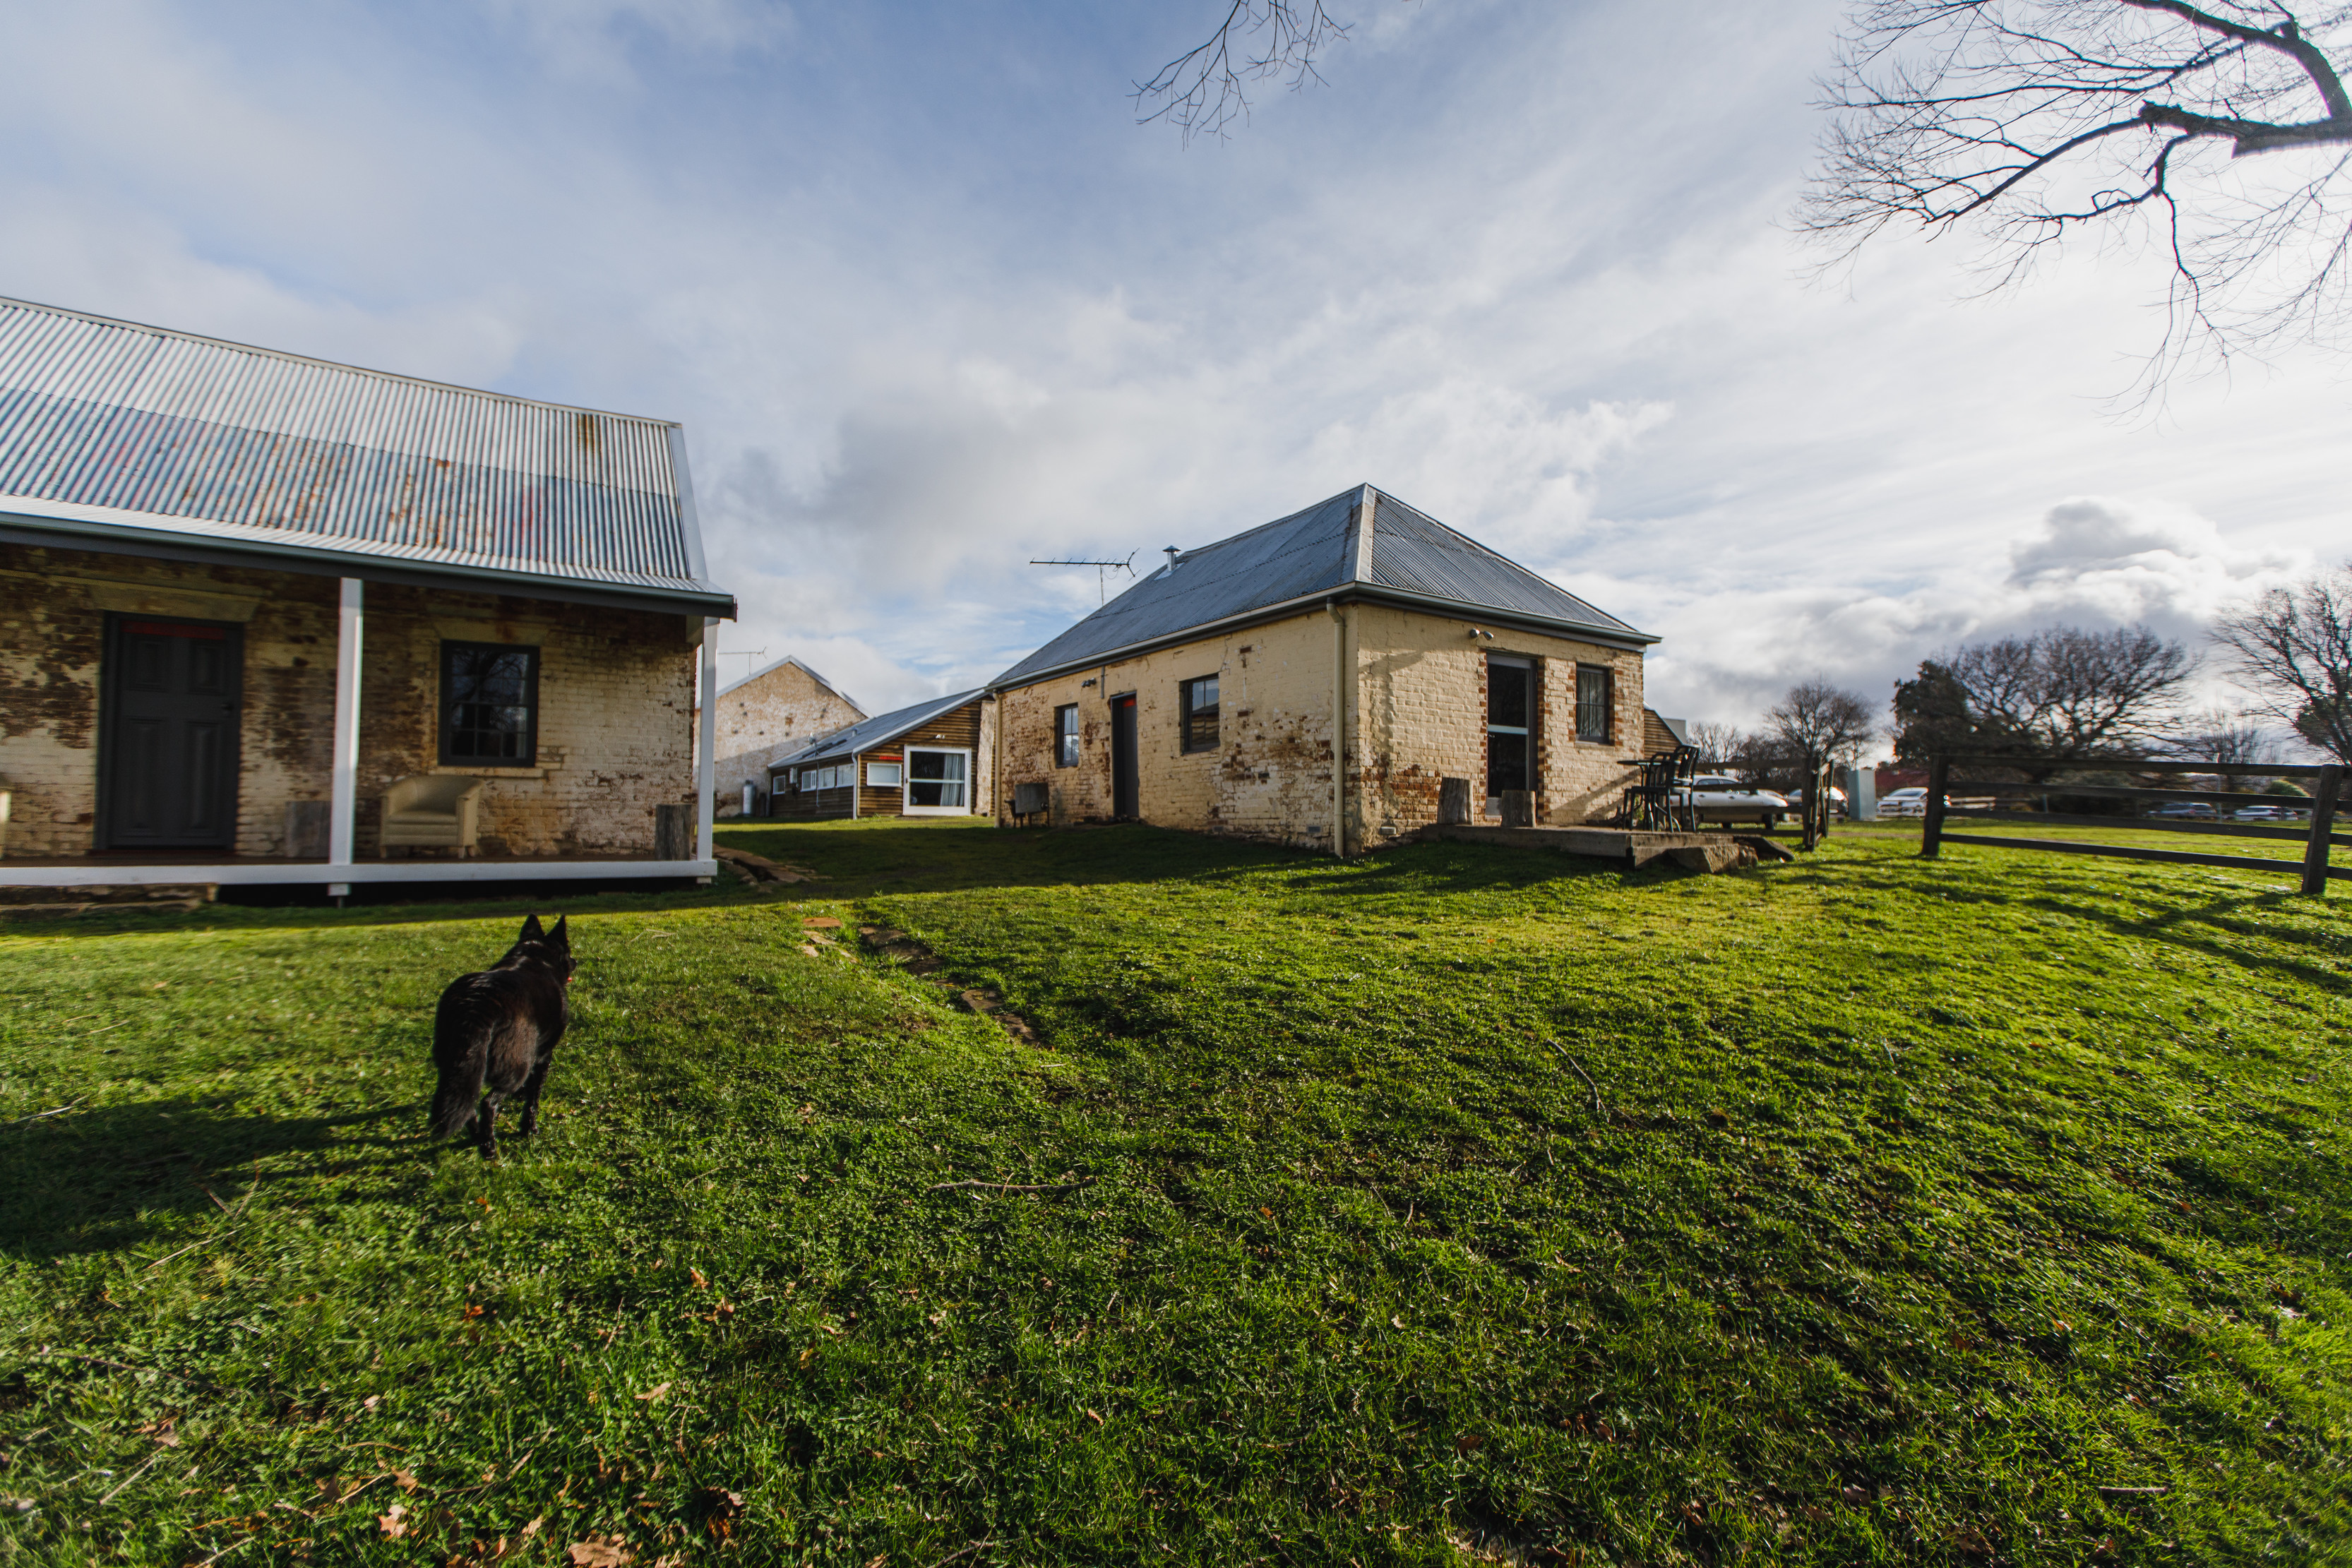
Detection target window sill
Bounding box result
[433,764,549,779]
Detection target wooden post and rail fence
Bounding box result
[1920,755,2346,896]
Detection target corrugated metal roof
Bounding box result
[991,484,1652,688]
[770,688,984,769]
[0,296,729,611]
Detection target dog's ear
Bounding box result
[550,915,569,948]
[520,914,544,940]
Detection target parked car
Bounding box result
[2233,803,2307,822]
[1878,786,1928,818]
[2147,800,2216,820]
[1784,784,1849,818]
[1676,774,1789,827]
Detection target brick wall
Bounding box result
[353,584,697,857]
[0,545,337,858]
[703,659,864,811]
[1351,602,1644,842]
[993,600,1645,852]
[0,543,698,860]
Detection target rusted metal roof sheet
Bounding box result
[991,484,1652,688]
[0,296,729,611]
[772,689,984,768]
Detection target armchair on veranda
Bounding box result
[381,775,485,857]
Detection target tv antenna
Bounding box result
[1029,551,1136,606]
[717,647,768,675]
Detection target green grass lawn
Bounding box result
[2,820,2346,1566]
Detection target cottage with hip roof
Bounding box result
[0,295,736,899]
[986,484,1659,852]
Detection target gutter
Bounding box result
[1,505,738,620]
[988,582,1654,695]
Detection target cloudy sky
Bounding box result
[4,0,2344,741]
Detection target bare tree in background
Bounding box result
[2171,705,2286,785]
[1135,1,1352,140]
[1933,623,2196,758]
[1685,719,1743,769]
[2214,561,2352,762]
[1767,681,1880,764]
[1805,2,2352,383]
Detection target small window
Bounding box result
[866,760,902,787]
[440,641,539,765]
[1181,675,1219,754]
[1576,664,1613,743]
[1055,704,1080,767]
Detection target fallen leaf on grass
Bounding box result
[393,1470,419,1492]
[1084,1408,1104,1425]
[690,1268,708,1289]
[523,1517,545,1538]
[568,1538,633,1567]
[1455,1433,1485,1454]
[378,1502,410,1538]
[1390,1316,1406,1330]
[633,1383,671,1403]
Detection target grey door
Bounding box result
[1111,695,1139,820]
[101,615,242,851]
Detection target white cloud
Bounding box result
[2,0,2345,726]
[481,0,794,83]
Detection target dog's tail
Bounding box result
[429,1016,492,1140]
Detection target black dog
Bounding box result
[429,914,575,1159]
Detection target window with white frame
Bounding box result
[905,747,969,812]
[866,760,902,787]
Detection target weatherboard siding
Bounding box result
[766,698,989,820]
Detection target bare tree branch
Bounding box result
[1805,1,2352,385]
[2213,561,2352,762]
[1135,2,1354,141]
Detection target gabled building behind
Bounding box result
[704,655,866,815]
[986,484,1657,852]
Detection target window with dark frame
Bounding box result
[1576,664,1613,743]
[1181,675,1219,754]
[1486,655,1532,800]
[1055,703,1080,767]
[438,641,539,766]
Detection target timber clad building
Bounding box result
[766,690,988,820]
[0,296,735,897]
[988,485,1657,852]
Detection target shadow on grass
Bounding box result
[0,1099,414,1262]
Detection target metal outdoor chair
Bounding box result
[1618,746,1699,832]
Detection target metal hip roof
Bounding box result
[989,484,1653,688]
[0,297,727,610]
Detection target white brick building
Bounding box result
[989,485,1658,853]
[0,296,735,897]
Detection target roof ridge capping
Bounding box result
[0,294,680,426]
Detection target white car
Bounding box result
[2233,802,2306,822]
[1878,786,1928,818]
[1676,774,1790,827]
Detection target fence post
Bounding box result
[1921,755,1950,858]
[2303,765,2344,897]
[1801,751,1821,851]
